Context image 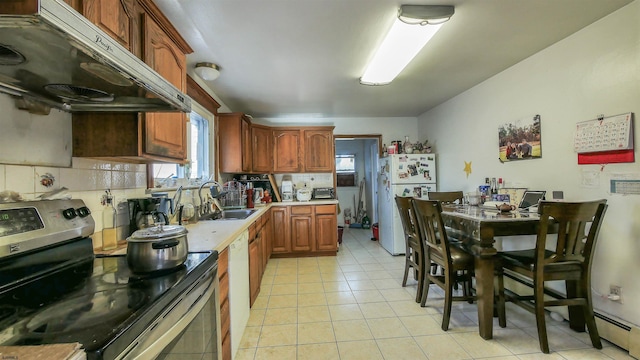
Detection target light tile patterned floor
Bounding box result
[235,228,632,360]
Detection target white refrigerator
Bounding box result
[377,153,437,255]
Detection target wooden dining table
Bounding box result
[440,204,544,340]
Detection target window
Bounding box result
[335,155,356,172]
[189,111,210,179]
[151,102,213,188]
[336,155,357,186]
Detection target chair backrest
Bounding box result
[412,199,453,262]
[535,200,608,272]
[395,196,422,250]
[427,191,464,205]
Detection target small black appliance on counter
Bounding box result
[127,197,169,235]
[313,187,335,199]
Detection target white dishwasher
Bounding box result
[229,230,250,359]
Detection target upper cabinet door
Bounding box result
[241,116,252,172]
[273,130,302,173]
[82,0,137,53]
[304,129,334,172]
[252,125,273,173]
[142,13,187,160]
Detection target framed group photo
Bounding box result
[499,114,542,162]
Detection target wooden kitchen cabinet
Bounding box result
[290,206,314,252]
[273,129,302,173]
[218,113,252,173]
[304,129,335,172]
[272,127,335,173]
[251,125,273,173]
[247,211,272,308]
[71,0,193,163]
[248,230,261,307]
[262,210,272,270]
[271,204,338,256]
[271,206,291,254]
[141,12,187,160]
[315,205,338,251]
[80,0,138,53]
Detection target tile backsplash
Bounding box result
[0,158,148,249]
[273,173,334,189]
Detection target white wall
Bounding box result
[418,1,640,326]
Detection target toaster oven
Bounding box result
[312,187,335,199]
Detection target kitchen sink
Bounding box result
[219,209,258,220]
[198,208,258,221]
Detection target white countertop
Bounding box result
[181,199,339,253]
[100,200,339,255]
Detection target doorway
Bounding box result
[334,135,381,227]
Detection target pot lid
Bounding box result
[128,225,188,241]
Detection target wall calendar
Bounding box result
[574,113,634,153]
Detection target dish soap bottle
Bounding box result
[102,190,117,250]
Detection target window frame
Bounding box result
[335,154,356,173]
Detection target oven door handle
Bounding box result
[151,239,179,249]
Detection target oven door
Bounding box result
[117,269,221,360]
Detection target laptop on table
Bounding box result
[518,190,546,210]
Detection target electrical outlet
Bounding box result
[609,285,623,303]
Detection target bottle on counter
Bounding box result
[102,191,117,250]
[246,188,254,208]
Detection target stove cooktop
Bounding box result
[0,246,216,358]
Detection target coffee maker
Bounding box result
[127,197,169,234]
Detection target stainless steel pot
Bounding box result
[126,225,189,273]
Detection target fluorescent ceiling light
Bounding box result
[360,5,453,86]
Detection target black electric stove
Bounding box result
[0,199,218,359]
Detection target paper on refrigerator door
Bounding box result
[390,154,437,184]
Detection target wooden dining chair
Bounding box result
[427,191,465,205]
[412,199,475,331]
[395,196,425,303]
[495,199,608,353]
[426,191,465,278]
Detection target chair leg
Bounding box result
[420,275,431,307]
[402,251,411,287]
[414,253,423,303]
[581,279,602,349]
[534,280,550,353]
[441,269,454,331]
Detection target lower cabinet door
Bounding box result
[271,207,290,253]
[291,215,313,252]
[249,237,261,306]
[316,213,338,251]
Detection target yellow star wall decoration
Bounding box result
[464,161,472,178]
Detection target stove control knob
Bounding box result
[62,208,77,219]
[76,206,91,218]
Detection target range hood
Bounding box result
[0,0,190,113]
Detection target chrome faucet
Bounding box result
[198,180,225,218]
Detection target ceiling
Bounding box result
[154,0,632,119]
